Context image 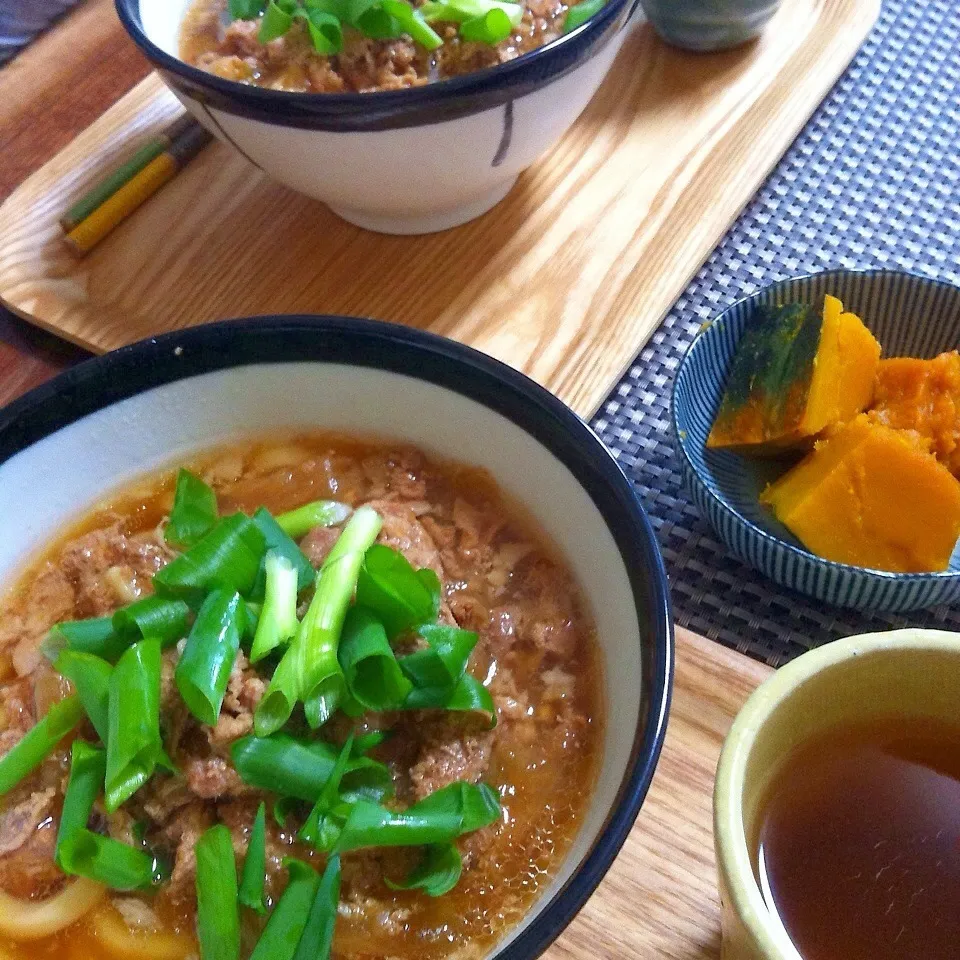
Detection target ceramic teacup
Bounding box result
[713,628,960,960]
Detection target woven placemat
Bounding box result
[592,0,960,666]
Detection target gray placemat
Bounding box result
[591,0,960,666]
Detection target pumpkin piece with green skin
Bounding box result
[707,295,881,454]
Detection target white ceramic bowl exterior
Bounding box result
[0,318,672,959]
[129,0,632,233]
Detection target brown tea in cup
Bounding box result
[753,716,960,960]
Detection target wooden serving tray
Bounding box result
[0,0,876,417]
[549,628,769,959]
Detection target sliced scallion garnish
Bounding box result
[291,855,341,960]
[355,544,440,637]
[255,506,382,735]
[153,512,266,608]
[112,595,192,649]
[563,0,605,31]
[239,801,268,914]
[0,695,83,796]
[195,825,241,960]
[55,740,106,868]
[165,468,218,549]
[59,829,166,890]
[231,733,393,803]
[275,499,352,539]
[105,638,162,812]
[175,589,246,726]
[338,607,412,711]
[385,841,462,896]
[42,616,125,664]
[250,552,300,664]
[249,859,320,960]
[56,650,112,742]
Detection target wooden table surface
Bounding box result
[0,0,148,407]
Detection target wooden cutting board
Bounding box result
[0,0,876,417]
[548,627,770,959]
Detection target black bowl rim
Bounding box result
[0,314,674,960]
[671,267,960,584]
[115,0,633,130]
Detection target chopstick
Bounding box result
[62,114,213,257]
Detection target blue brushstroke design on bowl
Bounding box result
[671,268,960,613]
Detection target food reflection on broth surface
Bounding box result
[0,436,603,959]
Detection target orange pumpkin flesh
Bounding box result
[870,350,960,477]
[760,414,960,573]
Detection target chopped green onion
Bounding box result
[563,0,605,31]
[459,8,513,42]
[59,829,166,890]
[354,4,404,37]
[335,781,500,852]
[42,617,126,664]
[420,0,522,22]
[272,796,302,828]
[299,736,353,849]
[385,842,462,896]
[250,553,299,664]
[229,0,268,17]
[195,825,241,960]
[55,741,106,868]
[0,695,83,796]
[380,0,443,48]
[291,854,340,960]
[165,469,218,549]
[255,506,382,735]
[105,638,162,812]
[239,802,268,914]
[154,513,266,608]
[250,508,315,599]
[231,733,392,803]
[275,500,351,540]
[404,671,496,724]
[56,650,112,742]
[259,0,296,41]
[175,590,246,726]
[355,545,440,637]
[338,608,412,711]
[112,596,192,649]
[352,730,389,755]
[304,7,343,52]
[249,859,320,960]
[398,623,478,688]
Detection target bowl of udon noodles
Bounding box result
[0,316,671,960]
[114,0,638,234]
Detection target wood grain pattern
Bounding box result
[0,0,877,418]
[545,627,770,959]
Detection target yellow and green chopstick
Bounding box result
[61,114,212,256]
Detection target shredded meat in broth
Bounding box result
[0,436,602,959]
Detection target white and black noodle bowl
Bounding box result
[115,0,637,234]
[0,317,673,958]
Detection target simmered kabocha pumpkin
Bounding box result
[869,350,960,478]
[760,414,960,573]
[707,295,881,453]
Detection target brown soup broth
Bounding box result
[754,716,960,960]
[0,434,605,960]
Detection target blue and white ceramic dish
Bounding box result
[0,315,672,959]
[116,0,638,234]
[672,269,960,613]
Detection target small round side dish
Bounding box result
[0,315,673,960]
[672,269,960,613]
[116,0,637,234]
